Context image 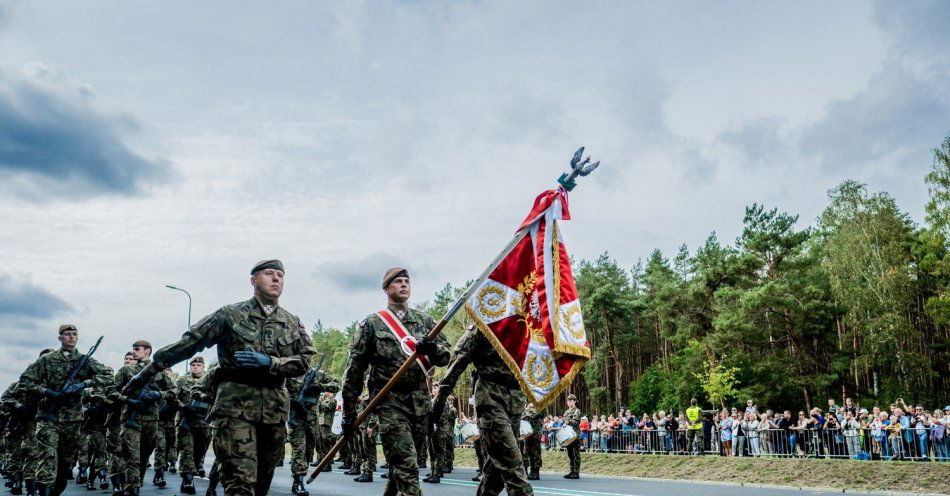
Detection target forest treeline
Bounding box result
[311,137,950,416]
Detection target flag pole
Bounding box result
[306,148,600,484]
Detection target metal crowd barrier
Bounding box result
[453,426,950,461]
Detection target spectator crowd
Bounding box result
[456,397,950,462]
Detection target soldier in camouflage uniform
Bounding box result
[316,391,337,472]
[18,325,112,496]
[121,259,315,496]
[521,403,543,480]
[561,394,582,479]
[153,368,179,477]
[287,368,338,495]
[423,387,456,483]
[109,339,177,493]
[81,376,116,490]
[433,324,534,496]
[354,393,377,483]
[341,267,451,496]
[103,352,136,495]
[190,365,221,496]
[344,395,365,475]
[175,356,212,494]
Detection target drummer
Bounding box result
[433,325,534,495]
[562,394,582,479]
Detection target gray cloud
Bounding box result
[0,272,73,321]
[316,252,412,291]
[0,64,171,200]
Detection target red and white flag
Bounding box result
[464,187,590,409]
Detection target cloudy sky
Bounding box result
[1,0,948,383]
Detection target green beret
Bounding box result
[382,267,409,288]
[251,259,285,275]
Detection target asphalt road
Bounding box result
[57,459,885,496]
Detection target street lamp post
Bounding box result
[166,284,192,372]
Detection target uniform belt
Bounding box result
[217,369,286,389]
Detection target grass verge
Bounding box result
[449,447,950,494]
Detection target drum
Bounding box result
[519,420,533,440]
[460,422,480,443]
[555,425,578,446]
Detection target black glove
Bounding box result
[140,389,162,403]
[341,414,356,438]
[415,337,437,357]
[122,368,156,396]
[43,389,64,400]
[62,381,87,396]
[234,351,272,369]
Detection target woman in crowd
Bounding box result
[734,412,746,457]
[743,412,760,456]
[718,410,733,457]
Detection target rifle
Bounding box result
[40,336,104,422]
[288,353,327,430]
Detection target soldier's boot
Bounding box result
[10,472,23,495]
[4,475,12,488]
[179,473,196,495]
[471,472,480,481]
[205,468,219,496]
[338,461,350,470]
[76,464,88,484]
[444,465,452,474]
[353,472,373,483]
[98,469,109,490]
[109,474,125,496]
[527,469,539,480]
[290,474,308,496]
[24,478,35,496]
[152,468,166,488]
[320,464,331,473]
[196,467,205,478]
[422,473,441,484]
[344,466,360,476]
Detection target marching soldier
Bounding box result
[3,350,53,496]
[103,352,136,495]
[109,339,177,494]
[190,364,222,496]
[154,368,179,476]
[288,367,338,495]
[423,386,456,483]
[433,325,533,496]
[562,394,582,479]
[440,394,457,474]
[345,396,365,476]
[521,403,543,480]
[80,370,116,491]
[354,393,377,483]
[341,267,450,496]
[120,259,315,496]
[316,392,337,471]
[18,325,111,495]
[175,357,212,494]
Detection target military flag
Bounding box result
[464,187,590,408]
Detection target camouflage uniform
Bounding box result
[341,303,451,496]
[435,326,533,496]
[1,382,34,493]
[109,359,176,490]
[81,384,116,489]
[521,404,543,477]
[144,296,315,496]
[288,370,338,476]
[360,409,379,477]
[18,347,111,491]
[154,369,179,471]
[175,371,213,476]
[346,397,365,473]
[316,392,337,466]
[562,404,582,476]
[426,399,456,479]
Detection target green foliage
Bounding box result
[695,362,740,410]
